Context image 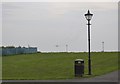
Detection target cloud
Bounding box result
[2,2,118,51]
[3,2,117,21]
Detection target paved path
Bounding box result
[71,70,119,82]
[2,70,119,82]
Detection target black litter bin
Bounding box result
[74,59,84,77]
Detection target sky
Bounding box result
[1,1,118,52]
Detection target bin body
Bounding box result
[74,59,84,77]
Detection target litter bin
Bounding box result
[74,59,84,77]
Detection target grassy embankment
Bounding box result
[2,52,119,80]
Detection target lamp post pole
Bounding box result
[102,42,104,52]
[66,44,68,52]
[85,10,93,75]
[88,19,91,75]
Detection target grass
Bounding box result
[2,52,119,80]
[0,56,2,79]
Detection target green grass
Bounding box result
[0,56,2,79]
[2,52,119,80]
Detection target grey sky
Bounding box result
[2,2,118,52]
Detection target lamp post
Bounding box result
[102,42,104,52]
[84,10,93,75]
[66,44,68,52]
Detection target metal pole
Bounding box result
[66,45,68,52]
[88,20,91,75]
[102,42,104,52]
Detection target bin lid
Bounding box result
[75,59,84,61]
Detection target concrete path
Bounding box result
[71,70,119,82]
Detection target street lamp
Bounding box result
[66,44,68,52]
[84,10,93,75]
[102,42,104,52]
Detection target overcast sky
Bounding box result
[1,1,118,52]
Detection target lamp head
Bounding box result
[85,10,93,21]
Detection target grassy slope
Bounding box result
[2,52,118,80]
[0,56,2,79]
